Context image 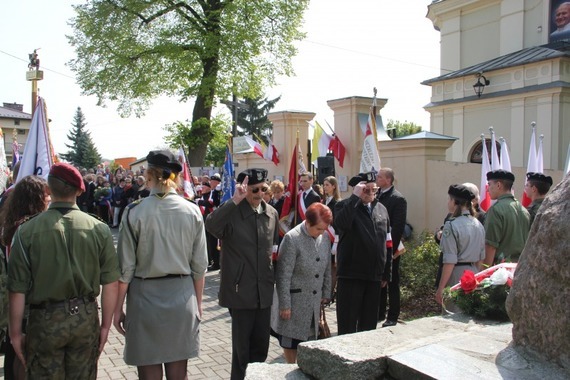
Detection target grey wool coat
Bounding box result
[270,222,332,341]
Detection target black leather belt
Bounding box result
[134,274,189,280]
[30,296,97,312]
[456,262,475,266]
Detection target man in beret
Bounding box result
[205,168,279,380]
[483,169,530,266]
[8,162,120,378]
[334,171,391,335]
[524,172,553,225]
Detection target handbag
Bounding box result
[318,304,331,339]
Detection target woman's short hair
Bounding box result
[270,180,285,193]
[305,202,333,226]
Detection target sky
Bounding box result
[0,1,441,161]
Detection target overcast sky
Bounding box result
[0,0,440,160]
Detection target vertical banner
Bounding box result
[221,145,235,203]
[16,97,55,183]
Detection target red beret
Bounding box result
[49,162,85,193]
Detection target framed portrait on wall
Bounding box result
[549,1,570,42]
[338,175,348,192]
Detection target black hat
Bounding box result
[526,172,553,186]
[448,184,475,201]
[486,169,515,182]
[236,168,268,185]
[146,150,182,172]
[348,172,376,187]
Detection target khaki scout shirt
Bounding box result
[8,202,119,304]
[484,194,530,263]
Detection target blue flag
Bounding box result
[221,145,235,203]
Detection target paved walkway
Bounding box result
[97,270,338,379]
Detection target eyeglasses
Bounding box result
[250,186,269,194]
[363,187,379,194]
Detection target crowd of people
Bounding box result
[0,150,554,378]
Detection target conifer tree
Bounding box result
[61,107,101,169]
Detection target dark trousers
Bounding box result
[379,256,401,321]
[206,232,219,267]
[229,307,271,380]
[336,278,381,335]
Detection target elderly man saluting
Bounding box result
[206,168,280,380]
[334,171,391,335]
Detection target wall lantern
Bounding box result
[473,72,490,98]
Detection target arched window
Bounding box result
[469,140,501,164]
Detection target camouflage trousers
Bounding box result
[25,300,100,379]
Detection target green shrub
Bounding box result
[399,232,440,303]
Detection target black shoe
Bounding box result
[208,264,220,271]
[382,320,397,328]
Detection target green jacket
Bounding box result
[8,202,119,304]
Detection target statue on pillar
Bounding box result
[28,49,40,70]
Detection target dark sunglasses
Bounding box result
[363,187,379,194]
[251,186,269,194]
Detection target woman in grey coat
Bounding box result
[271,202,333,363]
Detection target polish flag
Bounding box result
[522,124,539,207]
[263,138,280,165]
[479,136,492,211]
[244,135,264,159]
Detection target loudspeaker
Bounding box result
[317,156,335,184]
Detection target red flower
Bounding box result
[460,270,478,294]
[506,278,513,287]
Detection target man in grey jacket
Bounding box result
[205,168,279,380]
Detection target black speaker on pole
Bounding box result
[317,155,335,184]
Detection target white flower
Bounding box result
[490,267,510,285]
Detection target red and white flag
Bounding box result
[244,135,264,159]
[479,136,492,211]
[16,97,56,183]
[263,138,280,166]
[360,97,381,173]
[178,147,195,199]
[522,124,539,207]
[537,134,544,173]
[329,135,346,168]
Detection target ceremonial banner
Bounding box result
[221,145,235,203]
[360,98,381,173]
[178,147,195,199]
[16,97,55,183]
[479,136,492,211]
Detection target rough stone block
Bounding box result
[506,174,570,369]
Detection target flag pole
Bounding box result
[180,144,197,195]
[294,129,299,226]
[323,120,335,136]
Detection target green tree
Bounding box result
[227,95,281,143]
[68,0,308,166]
[164,113,231,167]
[60,107,102,169]
[386,119,423,139]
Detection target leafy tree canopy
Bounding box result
[68,0,309,165]
[60,107,102,169]
[386,119,423,139]
[164,112,231,167]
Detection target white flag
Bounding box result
[490,127,501,170]
[0,129,9,193]
[360,99,381,173]
[537,135,544,173]
[16,97,55,183]
[499,137,511,172]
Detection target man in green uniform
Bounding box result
[483,169,530,266]
[524,172,553,225]
[8,162,120,379]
